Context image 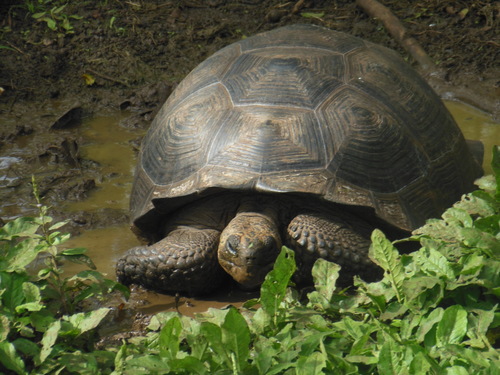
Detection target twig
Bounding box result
[291,0,306,14]
[356,0,439,75]
[4,41,24,54]
[86,68,130,87]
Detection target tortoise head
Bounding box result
[218,212,282,289]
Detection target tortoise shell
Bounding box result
[130,24,482,240]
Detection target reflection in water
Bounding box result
[36,101,500,315]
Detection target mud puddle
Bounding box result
[444,101,499,174]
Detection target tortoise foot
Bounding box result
[117,228,225,295]
[287,213,373,270]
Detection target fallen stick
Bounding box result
[355,0,439,75]
[86,68,130,87]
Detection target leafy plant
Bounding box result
[0,177,128,374]
[32,4,82,34]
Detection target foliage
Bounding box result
[0,177,128,375]
[113,147,500,374]
[31,4,83,34]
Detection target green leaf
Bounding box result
[221,307,250,371]
[0,271,30,311]
[369,230,404,302]
[416,308,443,343]
[0,341,25,374]
[114,342,127,373]
[60,247,87,256]
[0,216,39,240]
[0,314,9,341]
[48,221,68,231]
[63,307,109,336]
[422,248,455,279]
[2,238,42,272]
[377,339,404,375]
[201,321,231,367]
[409,351,432,375]
[12,338,40,359]
[39,319,61,364]
[296,351,326,375]
[60,251,96,269]
[169,356,207,374]
[259,247,296,326]
[492,145,500,198]
[15,282,42,313]
[159,315,182,359]
[443,207,473,227]
[445,365,469,375]
[436,305,468,346]
[126,355,169,371]
[308,258,340,307]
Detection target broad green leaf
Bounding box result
[60,247,87,256]
[2,238,42,271]
[377,339,405,375]
[39,320,61,364]
[0,271,29,311]
[159,315,182,359]
[169,356,207,374]
[0,314,10,341]
[309,258,340,305]
[445,365,469,375]
[259,247,296,324]
[296,351,326,375]
[473,215,500,235]
[0,216,39,240]
[222,307,250,371]
[126,355,170,371]
[422,248,455,279]
[201,322,229,367]
[416,308,444,343]
[63,308,109,335]
[408,351,432,375]
[12,338,40,359]
[443,207,473,227]
[15,282,42,313]
[436,305,467,346]
[369,230,404,302]
[464,306,495,348]
[492,145,500,198]
[0,341,25,374]
[114,342,127,373]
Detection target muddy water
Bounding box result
[19,101,500,315]
[444,101,499,174]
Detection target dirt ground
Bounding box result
[0,0,498,230]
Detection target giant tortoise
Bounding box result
[116,24,483,295]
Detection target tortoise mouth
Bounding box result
[219,258,275,289]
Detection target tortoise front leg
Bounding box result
[286,213,376,283]
[117,228,226,295]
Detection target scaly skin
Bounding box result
[116,194,378,295]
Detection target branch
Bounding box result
[356,0,439,75]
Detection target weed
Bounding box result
[0,177,128,374]
[32,4,82,34]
